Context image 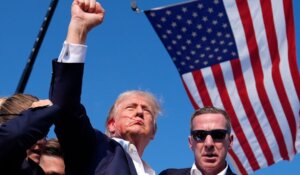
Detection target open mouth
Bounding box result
[203,153,218,159]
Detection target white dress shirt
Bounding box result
[190,163,228,175]
[113,138,156,175]
[58,42,87,63]
[57,42,156,175]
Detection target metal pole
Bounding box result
[15,0,59,94]
[131,0,143,13]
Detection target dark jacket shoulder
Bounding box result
[159,168,190,175]
[159,165,236,175]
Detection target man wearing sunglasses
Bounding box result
[160,106,236,175]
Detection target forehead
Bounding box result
[117,94,154,107]
[40,155,64,167]
[192,113,227,130]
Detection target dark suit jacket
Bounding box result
[50,60,137,175]
[0,105,60,175]
[20,158,45,175]
[159,165,236,175]
[159,168,190,175]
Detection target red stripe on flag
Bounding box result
[192,70,213,106]
[228,149,247,175]
[236,0,289,160]
[261,0,297,155]
[181,78,199,109]
[211,64,260,170]
[231,59,275,165]
[283,0,300,100]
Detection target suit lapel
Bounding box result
[124,151,138,175]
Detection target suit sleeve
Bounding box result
[159,168,191,175]
[0,105,60,169]
[50,60,97,174]
[49,59,84,109]
[158,169,168,175]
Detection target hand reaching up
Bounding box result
[67,0,105,44]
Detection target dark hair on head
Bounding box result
[41,138,63,158]
[0,94,38,124]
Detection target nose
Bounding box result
[204,135,214,149]
[135,106,144,119]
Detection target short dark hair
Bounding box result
[41,138,63,158]
[190,106,232,133]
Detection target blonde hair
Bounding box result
[105,90,161,137]
[0,94,38,124]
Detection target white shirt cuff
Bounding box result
[58,42,87,63]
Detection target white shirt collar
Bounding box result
[190,162,228,175]
[112,137,156,175]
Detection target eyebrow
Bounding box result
[124,103,154,115]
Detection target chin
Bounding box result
[200,159,220,167]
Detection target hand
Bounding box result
[0,98,6,106]
[30,99,53,108]
[67,0,105,44]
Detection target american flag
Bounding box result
[145,0,300,174]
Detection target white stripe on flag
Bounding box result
[201,67,222,107]
[297,126,300,152]
[182,72,204,107]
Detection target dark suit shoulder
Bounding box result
[226,166,237,175]
[159,168,191,175]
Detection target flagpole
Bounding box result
[15,0,59,94]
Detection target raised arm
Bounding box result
[50,1,105,174]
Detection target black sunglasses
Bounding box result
[191,129,229,142]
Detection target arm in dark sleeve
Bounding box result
[50,60,96,174]
[0,105,60,169]
[49,59,83,109]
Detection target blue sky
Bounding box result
[0,0,299,174]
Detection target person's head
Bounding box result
[39,138,65,175]
[105,90,161,149]
[26,138,47,164]
[188,106,233,175]
[0,94,46,164]
[0,94,38,124]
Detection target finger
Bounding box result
[30,99,53,108]
[0,98,7,106]
[73,0,80,5]
[76,0,87,11]
[83,0,91,12]
[88,0,96,13]
[95,2,105,14]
